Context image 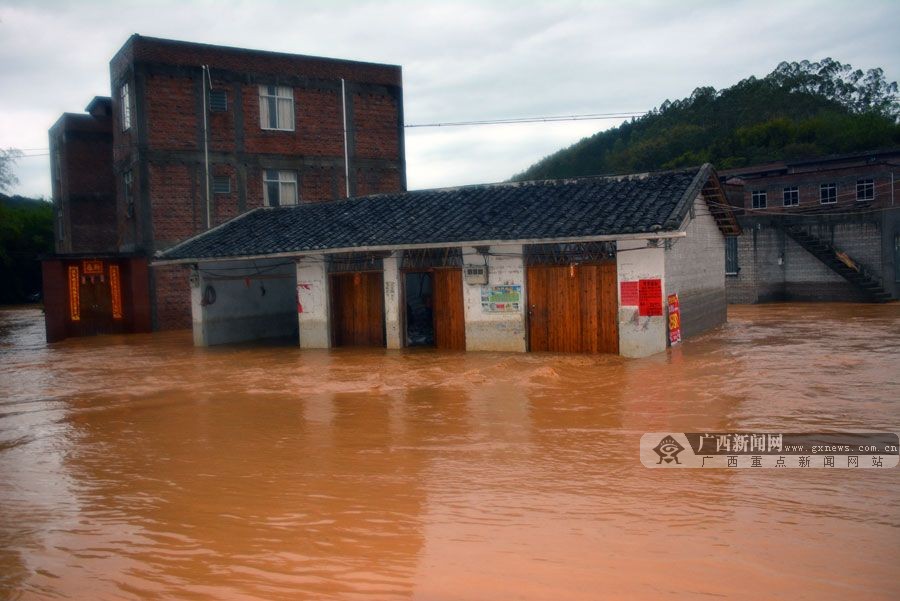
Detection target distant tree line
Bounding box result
[0,194,53,304]
[513,58,900,180]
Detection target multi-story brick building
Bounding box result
[44,35,406,341]
[720,149,899,303]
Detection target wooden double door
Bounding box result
[526,262,618,354]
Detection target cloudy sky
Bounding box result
[1,0,898,199]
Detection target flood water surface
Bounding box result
[1,304,898,600]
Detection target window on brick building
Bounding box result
[725,237,739,275]
[264,170,298,206]
[820,183,836,204]
[782,186,799,207]
[751,190,767,209]
[209,89,227,112]
[124,171,134,218]
[856,179,874,201]
[259,85,294,130]
[212,176,231,194]
[120,82,132,131]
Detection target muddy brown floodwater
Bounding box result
[1,304,899,600]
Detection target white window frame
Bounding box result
[856,179,874,202]
[259,85,294,131]
[782,186,799,207]
[263,169,298,206]
[820,183,836,205]
[120,82,131,131]
[751,190,767,210]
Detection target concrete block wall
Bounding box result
[726,217,885,303]
[192,259,297,346]
[664,195,727,339]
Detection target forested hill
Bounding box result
[512,59,900,181]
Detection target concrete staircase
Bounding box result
[784,224,893,303]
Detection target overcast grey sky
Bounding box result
[1,0,898,199]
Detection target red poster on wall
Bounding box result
[638,279,663,316]
[620,281,639,306]
[667,293,682,345]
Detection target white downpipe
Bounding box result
[202,65,211,228]
[341,78,350,198]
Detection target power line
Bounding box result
[406,111,646,128]
[7,109,648,155]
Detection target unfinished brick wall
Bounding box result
[103,34,406,330]
[153,264,192,330]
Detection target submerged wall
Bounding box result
[726,213,893,303]
[616,240,666,358]
[295,257,330,349]
[664,195,728,338]
[192,259,297,346]
[462,245,527,352]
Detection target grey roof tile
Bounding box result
[158,165,714,261]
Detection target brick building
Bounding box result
[44,35,406,341]
[720,149,899,303]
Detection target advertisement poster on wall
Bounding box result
[668,293,682,345]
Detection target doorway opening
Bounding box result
[404,271,434,346]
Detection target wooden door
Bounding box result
[432,268,466,350]
[527,262,618,354]
[330,272,385,347]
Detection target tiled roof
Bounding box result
[158,164,722,262]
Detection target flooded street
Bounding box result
[1,304,898,600]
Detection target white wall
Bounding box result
[296,257,330,349]
[191,258,297,346]
[462,244,527,352]
[616,240,667,358]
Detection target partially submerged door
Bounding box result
[432,268,466,350]
[527,262,618,353]
[330,271,385,347]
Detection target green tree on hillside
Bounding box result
[513,59,900,181]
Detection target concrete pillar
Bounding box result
[616,239,667,358]
[190,265,205,346]
[296,257,331,349]
[462,244,527,352]
[383,251,402,349]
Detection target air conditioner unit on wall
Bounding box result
[464,265,488,285]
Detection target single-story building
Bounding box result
[155,164,739,358]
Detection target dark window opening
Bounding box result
[725,237,739,275]
[209,89,227,112]
[212,176,230,194]
[405,272,434,347]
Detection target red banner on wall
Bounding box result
[68,265,80,321]
[109,264,123,319]
[620,281,639,306]
[638,279,663,316]
[667,293,682,345]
